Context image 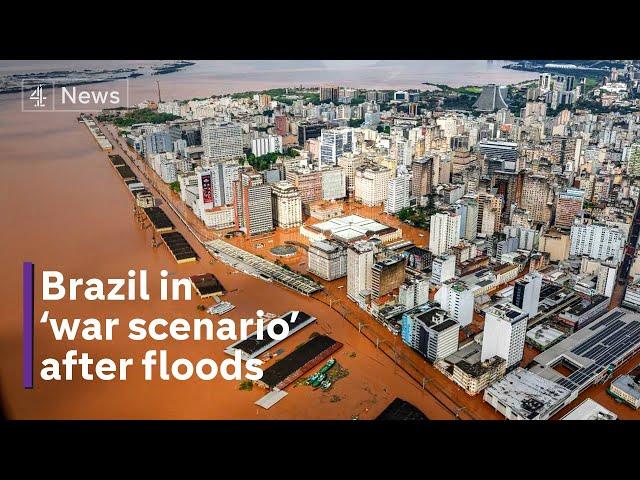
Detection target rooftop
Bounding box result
[561,398,617,420]
[310,214,395,242]
[485,368,573,420]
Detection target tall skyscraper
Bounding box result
[411,156,433,202]
[481,303,528,369]
[512,271,542,319]
[429,211,461,256]
[201,120,244,161]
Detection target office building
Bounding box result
[319,127,354,165]
[371,255,406,300]
[477,140,518,174]
[201,120,244,161]
[271,180,302,228]
[354,164,394,207]
[512,271,542,319]
[411,156,434,202]
[286,168,323,211]
[401,304,460,362]
[434,280,475,327]
[347,241,375,306]
[481,303,528,369]
[308,240,347,281]
[233,171,274,237]
[320,166,347,200]
[431,254,456,285]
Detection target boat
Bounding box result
[320,380,332,390]
[311,373,326,388]
[318,358,336,375]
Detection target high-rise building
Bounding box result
[431,254,456,285]
[297,122,324,145]
[512,271,542,319]
[370,255,406,300]
[429,211,461,255]
[596,262,617,298]
[271,180,302,228]
[477,140,518,174]
[354,164,394,207]
[398,275,430,309]
[521,174,552,225]
[401,304,460,362]
[555,188,584,229]
[569,221,624,264]
[201,120,244,161]
[320,85,340,103]
[251,135,283,157]
[481,303,528,370]
[319,127,354,165]
[233,171,274,237]
[308,240,347,281]
[434,280,475,327]
[385,169,411,214]
[411,156,434,202]
[320,166,347,201]
[286,168,322,211]
[454,197,479,240]
[338,153,367,197]
[347,241,375,307]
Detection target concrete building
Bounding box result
[233,171,274,237]
[512,271,542,319]
[271,180,302,228]
[286,168,322,212]
[251,134,283,157]
[484,368,573,420]
[411,156,434,204]
[539,229,571,261]
[347,240,375,307]
[609,371,640,409]
[337,153,367,197]
[429,211,461,256]
[431,254,456,285]
[434,280,475,327]
[521,174,552,225]
[354,164,394,207]
[569,221,624,264]
[385,169,411,214]
[481,303,528,369]
[401,304,460,362]
[320,166,347,201]
[308,240,347,281]
[398,275,430,309]
[371,255,406,300]
[201,120,244,161]
[555,188,584,229]
[595,262,617,298]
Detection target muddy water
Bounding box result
[0,62,533,419]
[0,91,460,419]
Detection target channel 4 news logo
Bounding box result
[22,79,129,112]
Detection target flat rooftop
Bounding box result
[310,214,395,242]
[561,398,617,420]
[485,368,573,420]
[530,308,640,393]
[526,324,566,348]
[376,398,428,420]
[610,370,640,403]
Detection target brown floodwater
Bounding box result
[0,82,464,419]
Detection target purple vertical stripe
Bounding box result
[23,262,34,389]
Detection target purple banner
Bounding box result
[23,262,34,389]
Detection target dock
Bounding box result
[161,231,198,264]
[143,207,175,233]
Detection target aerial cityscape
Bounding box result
[1,60,640,420]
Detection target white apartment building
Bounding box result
[431,254,456,285]
[481,303,528,369]
[384,170,411,214]
[429,211,461,256]
[512,271,542,319]
[251,135,283,157]
[434,280,475,327]
[271,180,302,228]
[569,221,624,264]
[354,164,394,207]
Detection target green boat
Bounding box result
[311,373,326,388]
[318,358,336,375]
